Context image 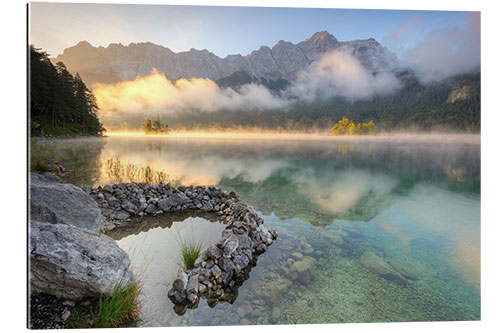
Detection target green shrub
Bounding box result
[30,160,48,173]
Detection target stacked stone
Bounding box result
[86,181,278,309]
[85,182,241,230]
[167,200,278,310]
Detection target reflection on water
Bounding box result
[111,215,225,326]
[31,134,480,324]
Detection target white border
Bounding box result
[2,1,498,332]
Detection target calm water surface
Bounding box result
[30,134,480,325]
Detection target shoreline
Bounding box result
[30,134,107,141]
[29,173,278,327]
[97,131,480,144]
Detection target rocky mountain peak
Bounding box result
[304,30,337,43]
[75,40,93,48]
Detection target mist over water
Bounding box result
[31,134,480,325]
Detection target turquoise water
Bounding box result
[30,134,480,324]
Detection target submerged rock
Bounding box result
[29,221,133,300]
[359,251,407,285]
[389,260,420,281]
[302,242,314,254]
[290,256,317,284]
[30,173,102,233]
[261,278,290,303]
[322,232,344,246]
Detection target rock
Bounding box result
[103,185,113,193]
[330,228,349,238]
[144,203,157,214]
[259,225,274,244]
[256,243,267,252]
[168,288,186,304]
[262,278,289,303]
[186,275,199,294]
[223,235,239,256]
[236,303,253,318]
[29,222,133,301]
[121,200,137,214]
[62,300,75,307]
[198,283,207,294]
[360,251,407,285]
[104,193,116,203]
[220,269,233,287]
[113,211,130,220]
[172,272,189,293]
[233,254,250,271]
[205,259,215,269]
[237,235,252,249]
[187,293,199,306]
[272,307,280,322]
[219,257,236,273]
[36,172,62,184]
[302,242,314,254]
[323,232,344,245]
[157,192,189,211]
[61,310,71,320]
[389,260,419,281]
[206,245,223,260]
[292,252,304,260]
[290,256,316,284]
[30,173,102,233]
[211,265,222,279]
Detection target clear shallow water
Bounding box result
[31,134,480,324]
[111,215,225,326]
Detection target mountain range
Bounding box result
[49,31,480,132]
[53,31,398,88]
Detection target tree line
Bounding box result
[30,45,105,136]
[159,71,480,133]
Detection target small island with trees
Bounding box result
[331,117,377,135]
[141,115,170,135]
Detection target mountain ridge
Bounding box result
[52,31,398,87]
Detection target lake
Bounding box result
[30,133,480,325]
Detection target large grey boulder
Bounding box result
[29,221,133,300]
[30,172,102,233]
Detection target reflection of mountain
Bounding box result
[99,136,480,226]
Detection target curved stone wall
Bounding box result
[88,182,278,311]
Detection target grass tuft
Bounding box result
[65,280,142,328]
[181,243,202,270]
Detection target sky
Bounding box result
[29,1,477,59]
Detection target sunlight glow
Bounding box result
[105,131,481,144]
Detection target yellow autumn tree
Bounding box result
[332,117,377,135]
